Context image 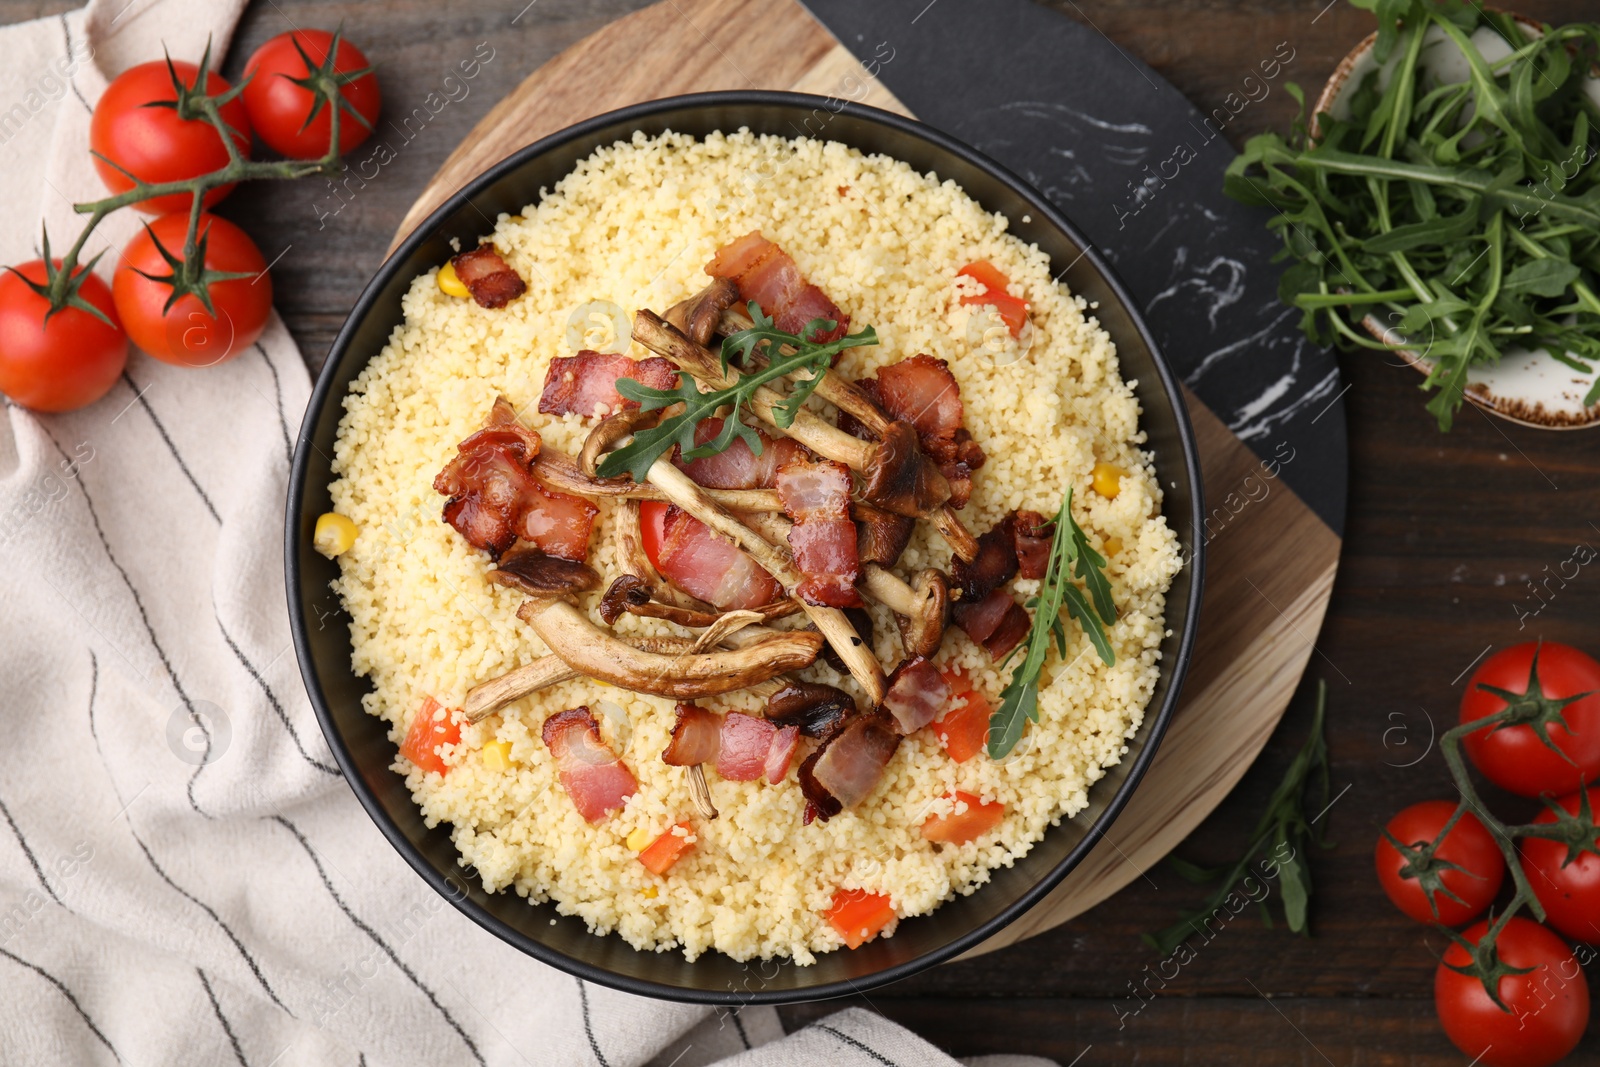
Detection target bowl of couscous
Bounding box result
[287,92,1205,1003]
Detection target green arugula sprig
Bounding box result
[986,491,1118,759]
[1224,0,1600,429]
[1145,681,1333,955]
[596,301,877,481]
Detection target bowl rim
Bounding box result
[286,89,1206,1004]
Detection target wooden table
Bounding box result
[13,0,1595,1060]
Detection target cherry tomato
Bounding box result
[1435,917,1589,1067]
[90,60,252,215]
[0,261,127,412]
[400,696,460,776]
[242,30,380,159]
[638,500,669,572]
[1461,642,1600,798]
[1520,787,1600,943]
[1375,800,1506,926]
[112,213,270,367]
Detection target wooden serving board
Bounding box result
[392,0,1343,958]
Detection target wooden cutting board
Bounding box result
[393,0,1342,958]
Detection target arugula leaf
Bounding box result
[596,302,877,481]
[1225,1,1600,429]
[986,491,1117,759]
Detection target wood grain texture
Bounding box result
[5,0,1590,1059]
[392,0,1343,956]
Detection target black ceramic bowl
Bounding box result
[287,91,1204,1005]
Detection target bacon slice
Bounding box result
[451,246,526,309]
[776,457,862,608]
[674,416,809,490]
[953,587,1031,660]
[881,657,951,735]
[663,705,797,785]
[850,357,988,508]
[514,480,598,561]
[716,712,778,782]
[766,681,855,738]
[541,707,637,823]
[797,711,901,821]
[662,703,722,766]
[706,231,850,343]
[765,725,801,783]
[656,505,784,611]
[1014,510,1053,580]
[538,351,678,419]
[434,399,544,558]
[952,513,1020,600]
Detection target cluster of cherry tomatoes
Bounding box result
[1376,641,1600,1067]
[0,29,380,413]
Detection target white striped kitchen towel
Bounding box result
[0,0,1060,1064]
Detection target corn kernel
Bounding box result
[643,886,658,898]
[436,261,470,298]
[1092,462,1126,499]
[626,827,651,851]
[313,512,358,558]
[481,739,513,772]
[1103,536,1123,558]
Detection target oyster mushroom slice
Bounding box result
[514,598,822,700]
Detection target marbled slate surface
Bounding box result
[804,0,1349,534]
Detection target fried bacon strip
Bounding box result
[797,711,901,822]
[952,587,1031,660]
[655,504,787,612]
[1014,509,1054,580]
[675,416,809,490]
[538,351,677,419]
[661,704,800,784]
[951,513,1020,601]
[451,246,526,309]
[775,457,862,609]
[434,398,597,560]
[881,656,951,735]
[846,356,987,509]
[706,231,850,342]
[542,707,636,823]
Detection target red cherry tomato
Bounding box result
[112,213,270,367]
[1461,642,1600,797]
[90,60,252,215]
[638,500,669,572]
[1520,787,1600,943]
[400,696,460,776]
[0,261,127,412]
[242,30,380,159]
[1435,918,1589,1067]
[1375,800,1505,926]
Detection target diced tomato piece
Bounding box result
[826,888,895,949]
[639,821,696,875]
[400,696,461,776]
[957,261,1029,338]
[921,790,1005,844]
[934,672,991,763]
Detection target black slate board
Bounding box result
[803,0,1349,533]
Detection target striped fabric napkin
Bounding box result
[0,1,1060,1063]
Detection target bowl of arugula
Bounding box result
[1228,1,1600,430]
